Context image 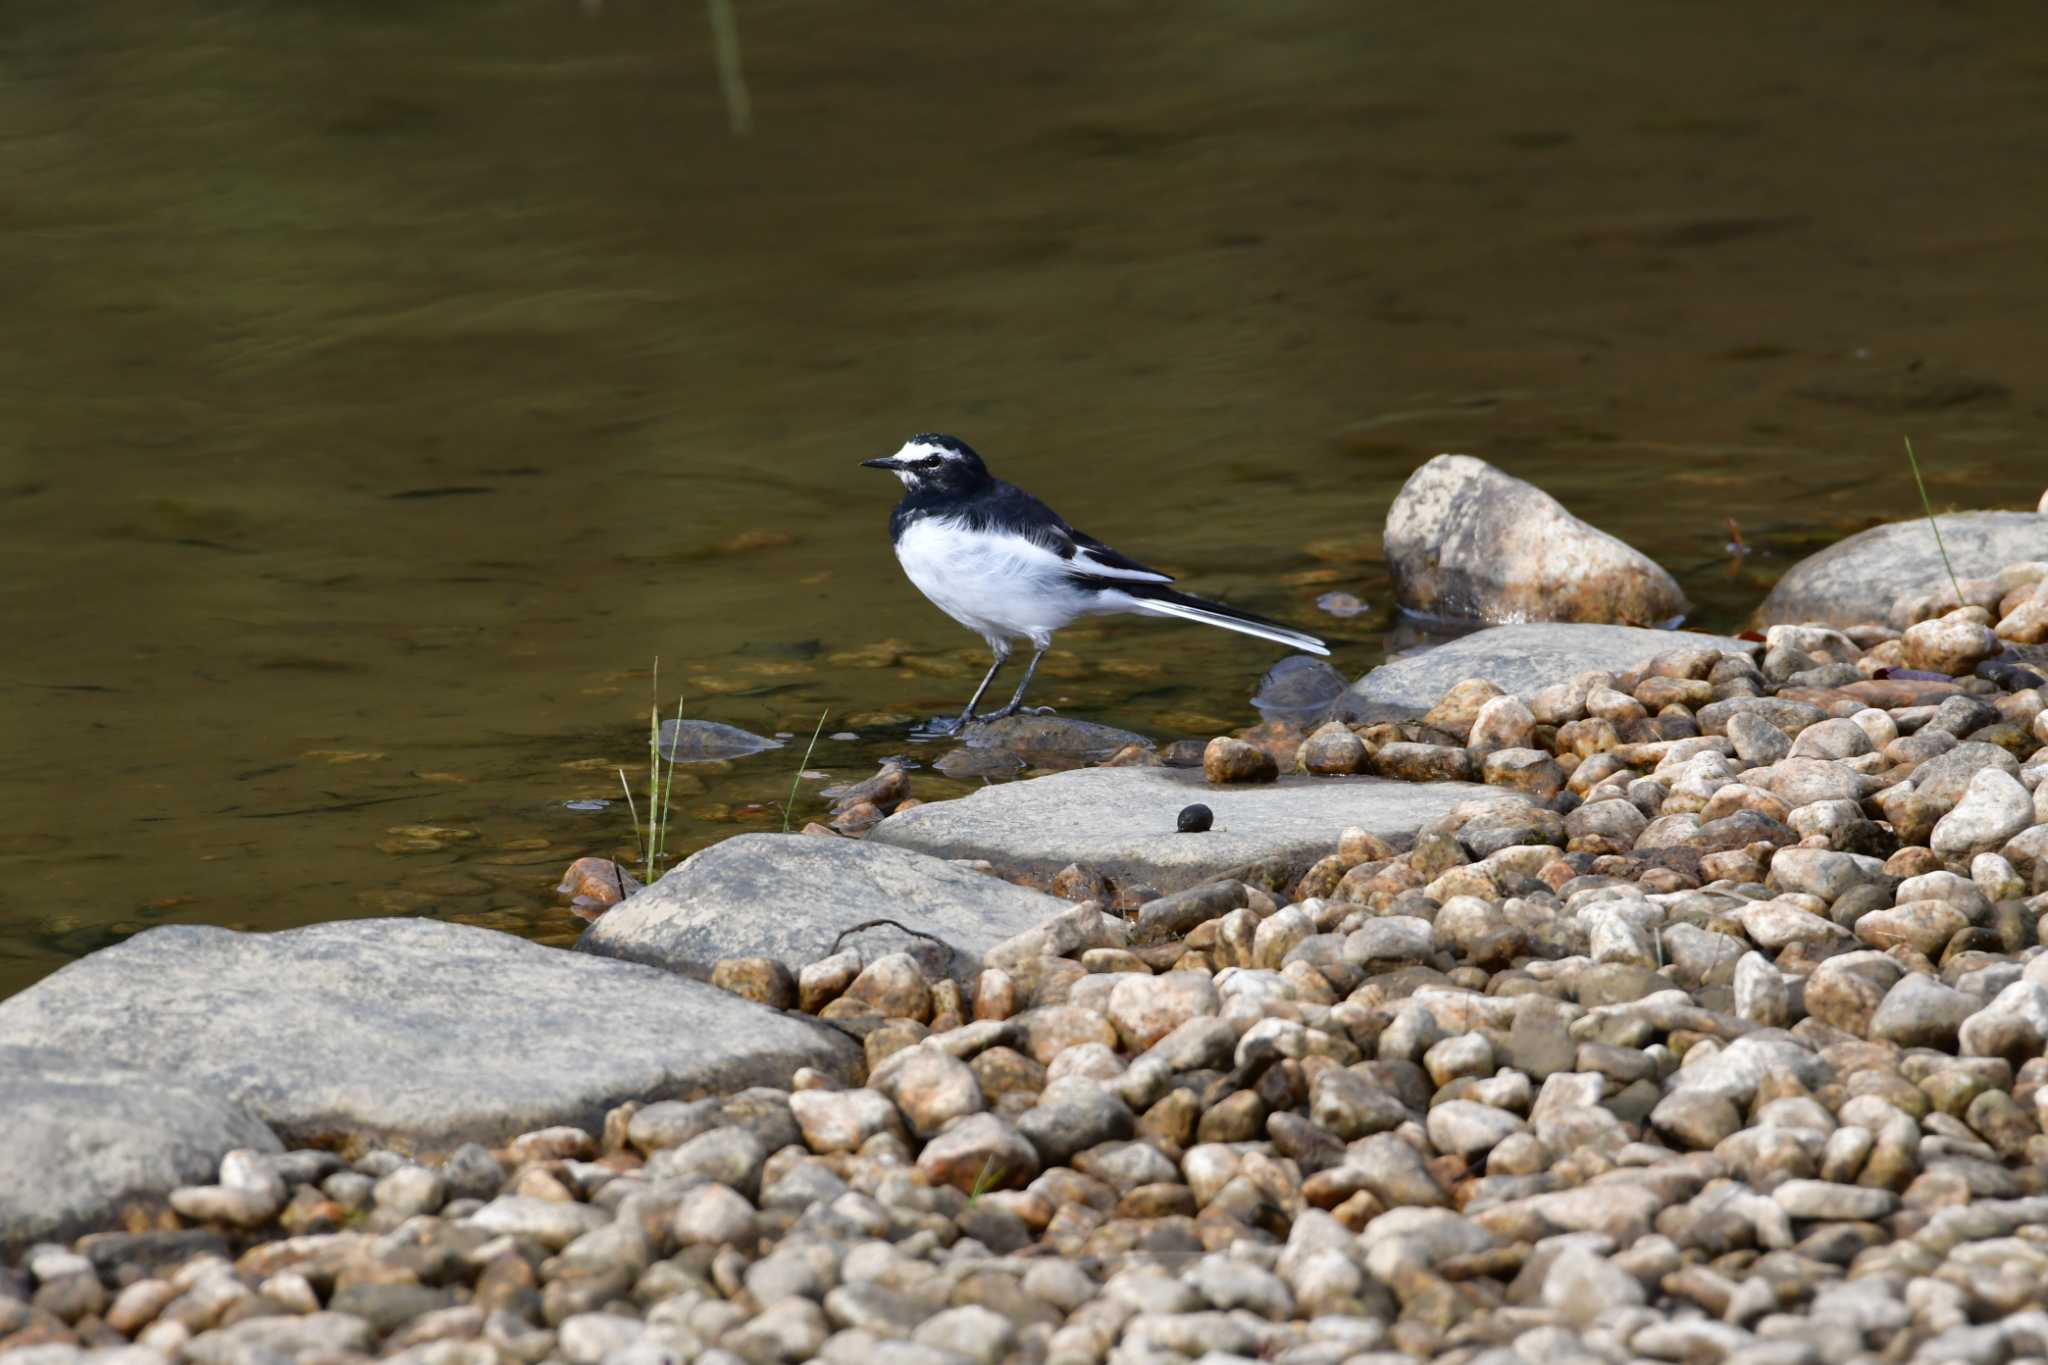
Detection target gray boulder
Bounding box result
[0,1046,280,1250]
[0,919,856,1155]
[1758,510,2048,627]
[867,766,1485,892]
[580,833,1069,981]
[1336,623,1756,723]
[1386,454,1688,625]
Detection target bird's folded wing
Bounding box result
[1065,529,1173,583]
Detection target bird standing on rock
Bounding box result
[861,433,1330,737]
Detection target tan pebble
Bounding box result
[711,956,796,1009]
[1297,722,1369,775]
[972,968,1017,1021]
[506,1126,595,1163]
[842,952,933,1022]
[601,1101,639,1154]
[106,1278,177,1335]
[863,1018,929,1071]
[1204,736,1278,785]
[555,856,641,908]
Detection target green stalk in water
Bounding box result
[706,0,753,135]
[782,709,830,834]
[645,702,661,884]
[634,657,687,885]
[655,691,685,873]
[617,767,643,861]
[1904,436,1963,608]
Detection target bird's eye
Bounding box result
[920,457,944,469]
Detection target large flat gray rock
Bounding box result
[0,1046,281,1251]
[579,833,1071,981]
[1336,623,1757,722]
[866,766,1487,893]
[0,920,857,1157]
[1758,510,2048,627]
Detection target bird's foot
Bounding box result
[910,714,970,741]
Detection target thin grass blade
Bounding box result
[646,703,660,885]
[1904,436,1963,607]
[655,691,685,873]
[782,709,829,834]
[617,768,643,860]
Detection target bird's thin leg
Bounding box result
[924,644,1008,737]
[978,644,1050,721]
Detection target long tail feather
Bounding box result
[1118,587,1330,656]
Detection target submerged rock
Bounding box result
[659,718,784,761]
[1758,509,2048,628]
[1385,453,1690,625]
[1250,656,1349,722]
[1315,590,1371,618]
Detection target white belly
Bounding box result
[893,517,1088,645]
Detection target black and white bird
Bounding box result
[862,433,1329,736]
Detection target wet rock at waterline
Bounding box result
[1385,453,1691,625]
[824,762,914,835]
[934,746,1028,779]
[0,919,855,1154]
[955,713,1153,765]
[1758,509,2048,628]
[0,1046,281,1250]
[1250,655,1349,722]
[555,855,642,920]
[578,833,1070,981]
[1337,622,1756,724]
[1202,736,1278,785]
[658,717,784,761]
[867,764,1484,892]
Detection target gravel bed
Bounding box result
[7,562,2048,1365]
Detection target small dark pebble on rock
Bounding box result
[1176,803,1213,834]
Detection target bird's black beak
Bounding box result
[861,456,904,471]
